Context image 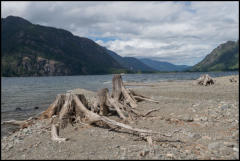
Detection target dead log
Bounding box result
[196,74,215,86]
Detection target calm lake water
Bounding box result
[1,71,238,136]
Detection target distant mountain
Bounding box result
[107,50,154,72]
[1,16,126,76]
[139,58,191,72]
[190,40,239,72]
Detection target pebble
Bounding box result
[193,134,201,140]
[208,142,222,151]
[185,150,191,154]
[223,142,237,148]
[34,106,39,110]
[15,107,22,111]
[220,104,231,110]
[139,150,149,157]
[166,153,174,158]
[194,116,208,122]
[233,147,239,152]
[182,115,194,122]
[202,135,211,140]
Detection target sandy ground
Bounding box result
[1,75,239,160]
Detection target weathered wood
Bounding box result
[2,117,36,129]
[10,74,176,143]
[229,77,237,83]
[58,93,74,128]
[51,124,67,142]
[107,95,127,120]
[196,74,215,86]
[97,88,110,116]
[39,94,66,120]
[143,109,161,117]
[73,94,160,134]
[112,74,137,108]
[50,115,67,142]
[128,89,159,103]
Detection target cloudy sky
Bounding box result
[1,1,239,65]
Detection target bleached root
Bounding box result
[133,96,159,103]
[107,96,127,120]
[73,94,159,134]
[2,120,28,126]
[51,124,67,142]
[5,74,188,144]
[1,117,36,129]
[129,89,159,104]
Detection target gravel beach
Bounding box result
[1,75,239,160]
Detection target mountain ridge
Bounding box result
[139,58,191,72]
[190,40,239,72]
[107,50,154,72]
[1,16,126,76]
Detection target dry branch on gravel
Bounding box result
[1,117,37,129]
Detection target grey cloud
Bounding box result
[1,1,239,65]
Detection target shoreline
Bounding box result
[1,74,239,159]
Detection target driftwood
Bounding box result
[229,77,237,83]
[5,74,184,143]
[129,89,159,104]
[36,90,159,142]
[1,117,37,129]
[38,75,164,141]
[51,115,67,142]
[196,74,215,86]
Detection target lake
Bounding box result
[1,71,238,136]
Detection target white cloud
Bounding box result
[1,1,239,65]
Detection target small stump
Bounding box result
[196,74,215,86]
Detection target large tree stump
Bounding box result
[112,74,137,108]
[8,75,172,143]
[196,74,215,86]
